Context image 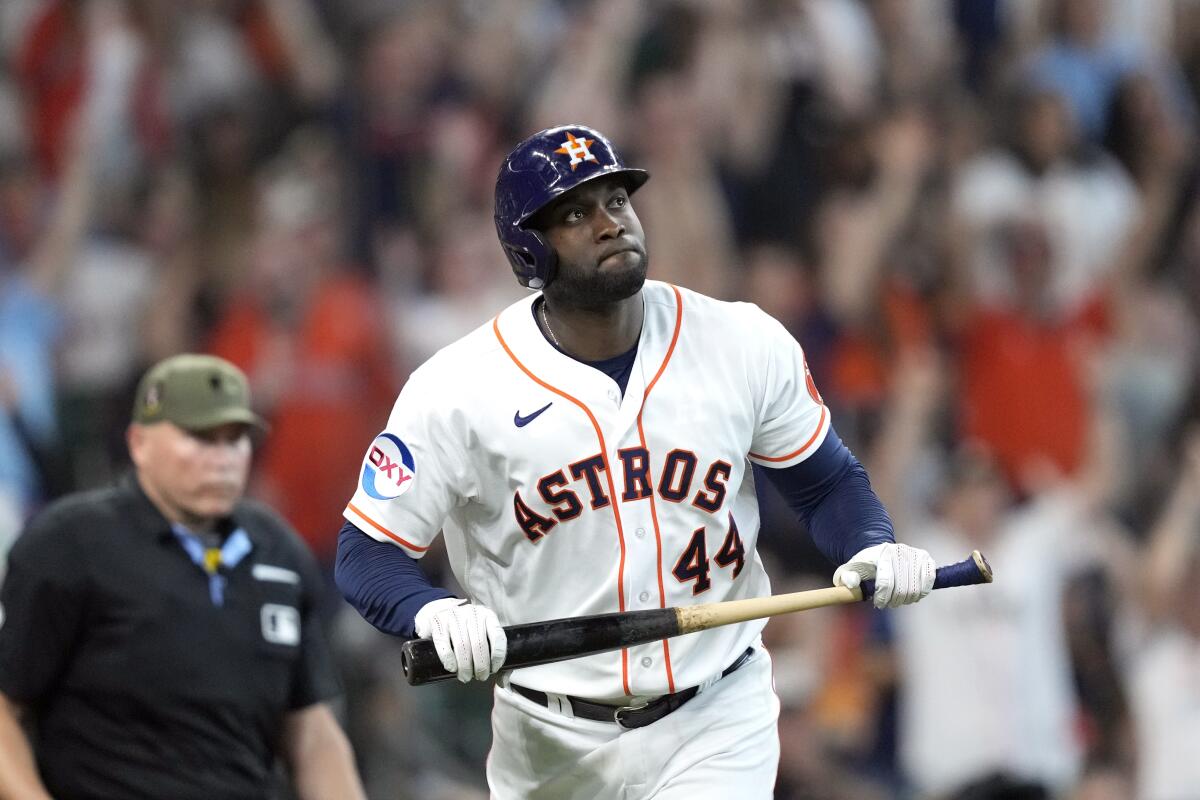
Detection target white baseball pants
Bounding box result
[486,646,779,799]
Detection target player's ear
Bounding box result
[127,423,150,468]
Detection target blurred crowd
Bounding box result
[2,0,1200,798]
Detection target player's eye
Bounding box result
[564,208,584,223]
[609,194,627,209]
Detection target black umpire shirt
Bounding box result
[0,476,341,800]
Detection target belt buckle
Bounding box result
[613,699,651,730]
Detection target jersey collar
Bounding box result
[492,281,682,409]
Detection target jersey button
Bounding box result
[634,528,646,538]
[641,657,652,668]
[638,591,650,603]
[608,390,619,402]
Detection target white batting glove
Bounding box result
[833,542,936,609]
[414,598,508,683]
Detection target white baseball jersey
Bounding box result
[344,280,829,700]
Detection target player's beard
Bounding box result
[548,246,649,311]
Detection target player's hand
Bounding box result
[414,598,508,683]
[833,542,935,609]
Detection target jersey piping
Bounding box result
[492,315,633,694]
[346,501,431,552]
[633,283,684,692]
[748,404,829,462]
[491,287,683,697]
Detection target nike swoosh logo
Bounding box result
[514,402,553,428]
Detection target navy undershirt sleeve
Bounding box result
[758,427,895,566]
[334,522,454,638]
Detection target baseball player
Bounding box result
[335,125,937,798]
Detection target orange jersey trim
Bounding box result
[748,404,828,463]
[492,314,634,695]
[346,502,430,552]
[635,284,684,692]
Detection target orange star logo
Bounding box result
[554,132,598,170]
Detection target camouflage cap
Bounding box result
[132,354,267,433]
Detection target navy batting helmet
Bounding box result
[494,125,649,289]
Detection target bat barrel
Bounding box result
[402,607,680,686]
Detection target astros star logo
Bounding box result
[555,132,597,170]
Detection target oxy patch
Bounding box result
[360,432,417,500]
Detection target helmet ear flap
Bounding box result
[499,225,557,289]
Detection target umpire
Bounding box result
[0,354,365,799]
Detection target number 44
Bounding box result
[671,514,745,595]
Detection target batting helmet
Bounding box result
[494,125,649,289]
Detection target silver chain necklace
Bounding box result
[540,301,564,349]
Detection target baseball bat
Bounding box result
[401,550,993,686]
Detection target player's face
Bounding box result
[128,421,252,528]
[533,175,648,309]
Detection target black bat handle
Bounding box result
[861,549,993,602]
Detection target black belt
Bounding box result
[510,646,755,730]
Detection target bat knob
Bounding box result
[401,638,451,685]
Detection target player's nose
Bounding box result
[594,208,625,241]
